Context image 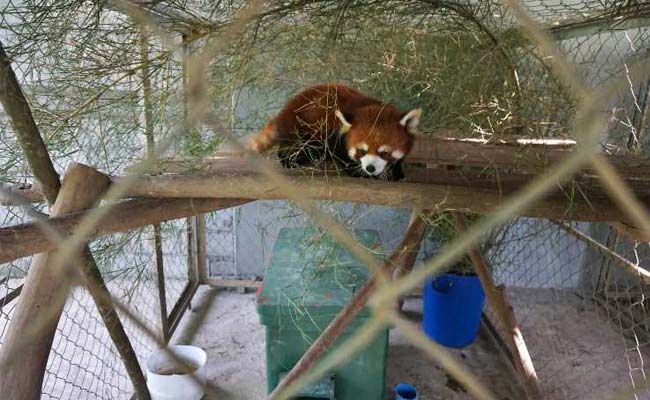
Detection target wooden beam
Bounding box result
[0,197,249,265]
[407,135,650,179]
[609,221,650,243]
[0,183,45,206]
[407,134,573,169]
[549,5,650,41]
[167,281,199,338]
[9,135,650,205]
[7,161,650,215]
[403,166,650,200]
[206,278,262,288]
[117,158,640,223]
[391,210,433,280]
[153,223,170,344]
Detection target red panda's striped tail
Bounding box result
[247,120,278,153]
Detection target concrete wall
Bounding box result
[206,203,595,289]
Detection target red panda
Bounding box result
[247,83,421,181]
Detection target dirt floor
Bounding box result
[173,286,650,400]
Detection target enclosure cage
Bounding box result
[1,1,650,400]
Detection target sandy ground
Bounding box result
[173,286,650,400]
[174,286,523,400]
[2,281,646,399]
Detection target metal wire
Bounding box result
[0,1,649,399]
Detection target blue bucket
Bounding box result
[423,273,485,348]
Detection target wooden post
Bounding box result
[0,164,109,399]
[391,210,432,280]
[268,209,431,400]
[196,214,208,283]
[452,213,543,400]
[154,223,170,344]
[140,26,170,345]
[0,41,60,203]
[187,217,199,284]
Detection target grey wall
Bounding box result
[206,204,598,289]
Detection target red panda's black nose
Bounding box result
[365,165,376,174]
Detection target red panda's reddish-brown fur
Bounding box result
[248,83,421,180]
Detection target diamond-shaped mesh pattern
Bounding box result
[1,1,650,399]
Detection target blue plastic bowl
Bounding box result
[394,383,418,400]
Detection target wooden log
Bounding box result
[392,210,433,280]
[409,135,650,179]
[0,197,249,265]
[453,213,543,400]
[0,41,60,204]
[0,183,44,206]
[269,209,431,400]
[153,223,170,343]
[214,133,650,178]
[196,214,208,284]
[403,165,650,199]
[0,163,110,399]
[206,278,263,288]
[407,134,574,169]
[8,159,650,223]
[7,135,650,205]
[118,158,637,223]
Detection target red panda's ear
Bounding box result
[335,109,352,134]
[400,109,422,133]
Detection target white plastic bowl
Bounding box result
[146,345,207,400]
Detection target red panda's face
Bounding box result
[337,106,420,176]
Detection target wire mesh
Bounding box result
[0,0,650,399]
[0,1,195,397]
[0,218,196,399]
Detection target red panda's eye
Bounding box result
[356,148,366,157]
[378,151,389,158]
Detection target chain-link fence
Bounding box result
[0,217,196,399]
[1,1,650,399]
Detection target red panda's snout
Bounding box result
[347,144,406,176]
[338,107,421,177]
